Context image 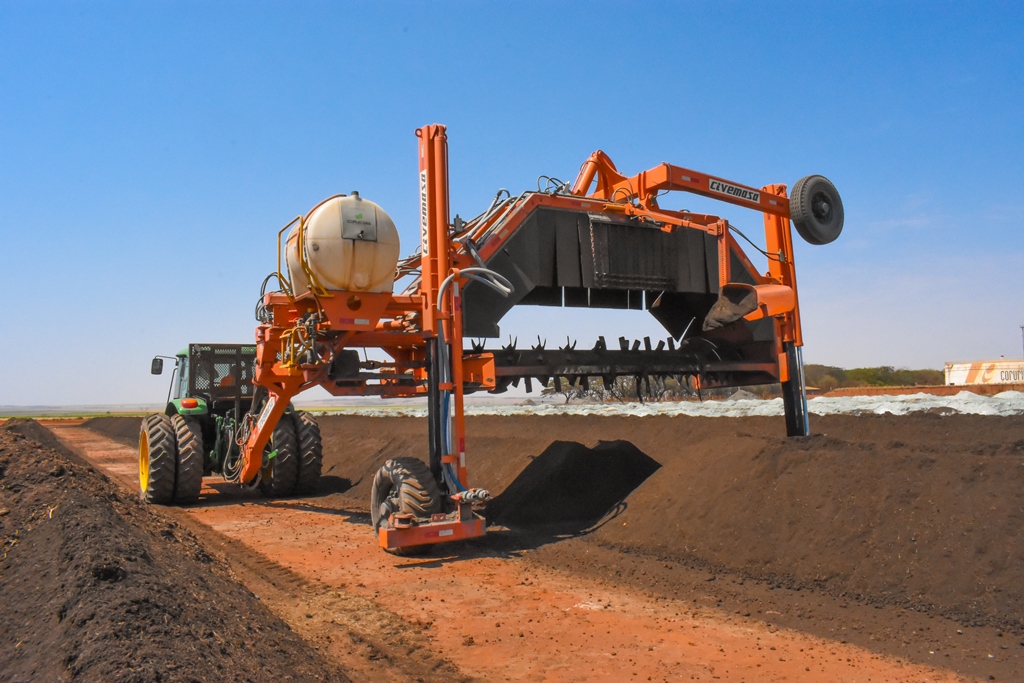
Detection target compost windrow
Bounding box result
[0,418,346,683]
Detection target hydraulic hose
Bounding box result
[437,267,514,309]
[434,266,513,493]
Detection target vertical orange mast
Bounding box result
[417,124,450,336]
[416,124,469,490]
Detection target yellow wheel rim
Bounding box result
[139,431,150,493]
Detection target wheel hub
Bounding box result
[811,192,832,222]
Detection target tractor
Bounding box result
[139,343,323,504]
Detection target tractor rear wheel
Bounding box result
[259,416,298,497]
[171,414,204,503]
[790,175,844,245]
[370,457,443,555]
[139,414,176,504]
[291,411,323,495]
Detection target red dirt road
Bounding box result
[52,425,970,683]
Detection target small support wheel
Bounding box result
[370,457,443,556]
[171,414,204,503]
[139,414,176,504]
[790,175,844,245]
[291,411,323,495]
[259,416,299,497]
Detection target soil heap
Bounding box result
[0,418,347,683]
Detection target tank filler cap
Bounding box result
[351,190,360,199]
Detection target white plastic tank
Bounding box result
[285,193,401,296]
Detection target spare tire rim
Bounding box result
[811,192,832,223]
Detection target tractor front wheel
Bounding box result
[139,414,176,504]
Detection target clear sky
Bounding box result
[1,1,1022,406]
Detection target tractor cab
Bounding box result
[151,344,258,418]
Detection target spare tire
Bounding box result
[790,175,843,245]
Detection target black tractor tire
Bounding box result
[171,414,204,503]
[291,411,323,495]
[259,416,298,497]
[790,175,844,245]
[370,457,443,555]
[139,414,177,504]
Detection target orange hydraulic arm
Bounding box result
[572,150,791,218]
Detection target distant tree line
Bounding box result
[540,364,944,403]
[803,365,943,392]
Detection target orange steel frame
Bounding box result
[237,124,803,551]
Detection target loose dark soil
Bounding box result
[0,418,347,683]
[303,413,1024,632]
[85,411,1024,679]
[89,412,1024,632]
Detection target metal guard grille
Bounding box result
[188,344,257,402]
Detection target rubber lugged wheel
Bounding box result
[259,416,298,497]
[139,414,177,505]
[790,175,844,245]
[370,457,443,531]
[291,411,323,495]
[171,414,204,503]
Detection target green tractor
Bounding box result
[140,343,323,504]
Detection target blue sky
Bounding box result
[1,1,1022,406]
